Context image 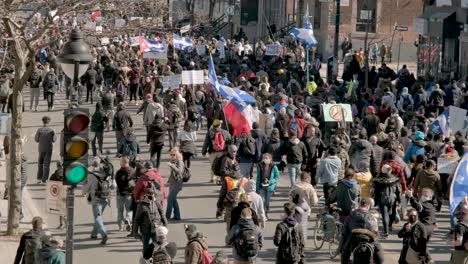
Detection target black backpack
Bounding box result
[278,223,302,263]
[401,95,412,110]
[95,175,111,199]
[30,70,41,88]
[351,241,375,264]
[182,166,191,183]
[235,225,258,258]
[211,154,226,176]
[240,137,255,156]
[24,229,45,264]
[152,245,172,264]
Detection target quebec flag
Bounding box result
[208,56,256,136]
[450,153,468,216]
[289,7,318,47]
[173,34,193,52]
[139,37,166,53]
[428,108,450,138]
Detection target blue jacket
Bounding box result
[256,162,280,192]
[403,141,425,163]
[226,218,263,262]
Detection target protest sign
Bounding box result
[95,26,103,34]
[182,70,205,85]
[115,19,126,28]
[100,37,110,45]
[197,44,206,56]
[142,51,167,60]
[438,157,459,174]
[265,44,282,56]
[129,37,139,47]
[162,75,182,91]
[322,104,353,122]
[0,113,11,135]
[449,106,468,133]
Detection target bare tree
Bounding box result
[185,0,196,24]
[208,0,217,21]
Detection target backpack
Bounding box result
[211,154,226,176]
[95,175,112,199]
[45,73,55,89]
[30,70,41,87]
[226,178,245,205]
[401,95,412,110]
[235,225,258,258]
[213,131,225,152]
[278,223,302,263]
[190,240,213,264]
[24,229,44,264]
[182,166,191,183]
[289,117,298,134]
[351,241,375,264]
[253,137,264,162]
[240,137,255,156]
[152,245,172,264]
[90,111,105,132]
[116,82,125,97]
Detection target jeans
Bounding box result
[150,144,163,169]
[91,198,108,238]
[168,129,178,150]
[166,183,182,220]
[46,92,54,110]
[91,131,104,156]
[116,130,125,153]
[239,162,253,179]
[30,88,40,110]
[287,163,301,187]
[142,233,157,254]
[37,151,52,182]
[117,194,133,227]
[378,200,395,234]
[86,85,95,103]
[129,84,139,102]
[258,187,272,212]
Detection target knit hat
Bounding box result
[367,106,376,114]
[415,131,425,141]
[244,180,256,193]
[184,224,199,239]
[156,226,169,238]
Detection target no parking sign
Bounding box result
[46,181,66,215]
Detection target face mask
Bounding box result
[409,215,417,224]
[263,159,271,165]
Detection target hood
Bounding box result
[420,169,439,180]
[414,140,426,148]
[144,169,161,181]
[375,173,400,184]
[415,131,425,141]
[343,178,358,188]
[244,180,256,193]
[402,87,409,94]
[38,247,57,261]
[283,216,298,227]
[351,228,376,241]
[237,218,255,229]
[251,129,265,139]
[125,134,137,142]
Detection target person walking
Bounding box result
[115,156,135,232]
[117,128,141,163]
[83,63,97,104]
[166,148,185,221]
[184,224,211,264]
[315,147,341,200]
[133,188,167,254]
[256,153,280,217]
[14,216,47,264]
[398,208,429,264]
[148,115,167,169]
[280,131,308,188]
[90,102,108,157]
[35,116,56,183]
[113,102,133,153]
[237,131,256,179]
[143,94,164,143]
[43,68,58,111]
[178,118,197,168]
[28,64,42,111]
[290,172,318,209]
[202,119,232,183]
[273,202,305,264]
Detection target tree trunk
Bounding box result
[296,0,305,27]
[208,0,216,21]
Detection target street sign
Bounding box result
[225,5,234,16]
[395,25,409,31]
[46,181,66,215]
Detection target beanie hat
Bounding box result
[415,131,425,141]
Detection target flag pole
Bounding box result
[306,44,309,83]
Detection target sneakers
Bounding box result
[100,236,108,245]
[90,235,98,240]
[125,220,132,232]
[118,226,125,232]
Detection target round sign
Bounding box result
[225,6,234,16]
[329,105,347,121]
[50,183,60,198]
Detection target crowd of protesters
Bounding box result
[2,13,468,263]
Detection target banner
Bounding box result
[46,181,66,215]
[322,104,353,122]
[0,113,11,135]
[142,51,167,60]
[197,44,206,56]
[449,106,467,133]
[438,157,459,174]
[162,75,182,91]
[129,36,139,47]
[181,70,205,85]
[265,44,282,56]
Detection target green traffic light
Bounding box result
[66,164,87,184]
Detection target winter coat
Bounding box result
[144,102,164,127]
[133,197,167,235]
[256,162,280,192]
[355,171,372,199]
[409,197,436,226]
[115,166,135,196]
[370,143,384,176]
[148,119,167,145]
[201,127,232,155]
[168,159,184,186]
[118,134,141,158]
[113,110,133,131]
[226,218,263,262]
[342,208,375,245]
[326,178,360,216]
[288,117,307,139]
[35,126,56,153]
[398,221,428,263]
[263,137,282,162]
[14,229,47,264]
[373,173,401,205]
[229,202,260,230]
[404,140,426,163]
[133,170,167,203]
[237,136,256,163]
[289,181,318,208]
[316,156,341,185]
[178,130,197,155]
[413,169,442,198]
[280,138,308,165]
[341,228,384,264]
[362,114,380,137]
[185,237,209,264]
[90,110,108,133]
[349,139,373,171]
[37,246,65,264]
[273,216,304,264]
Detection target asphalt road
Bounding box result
[18,89,453,264]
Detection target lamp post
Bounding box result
[58,29,92,264]
[58,30,93,103]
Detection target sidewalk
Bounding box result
[0,156,46,263]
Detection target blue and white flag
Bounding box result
[428,108,450,137]
[450,153,468,216]
[289,6,318,47]
[173,34,193,51]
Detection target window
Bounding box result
[313,0,321,29]
[355,0,376,33]
[240,0,258,26]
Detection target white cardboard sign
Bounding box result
[162,75,182,91]
[265,44,282,56]
[181,70,205,85]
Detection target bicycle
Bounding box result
[312,205,343,259]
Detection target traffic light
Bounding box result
[63,108,90,185]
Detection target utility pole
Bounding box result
[333,0,341,77]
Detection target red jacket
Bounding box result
[288,117,306,138]
[133,169,167,203]
[382,159,407,192]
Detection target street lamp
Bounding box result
[58,30,93,101]
[57,29,93,264]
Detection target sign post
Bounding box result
[46,181,66,215]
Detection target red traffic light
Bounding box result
[66,112,90,133]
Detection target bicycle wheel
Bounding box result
[329,223,342,259]
[313,217,325,250]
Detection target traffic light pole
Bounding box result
[66,186,75,264]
